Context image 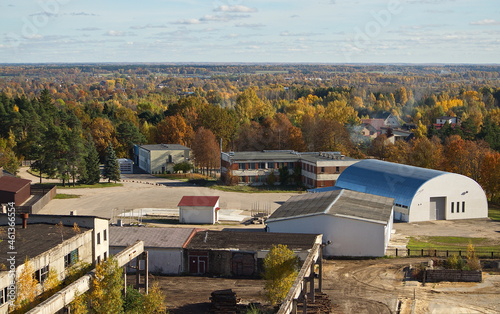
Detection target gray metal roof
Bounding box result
[109,226,195,249]
[335,159,447,208]
[226,151,301,162]
[139,144,190,151]
[267,189,394,224]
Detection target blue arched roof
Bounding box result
[335,159,447,208]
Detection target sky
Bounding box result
[0,0,499,64]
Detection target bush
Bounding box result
[446,255,466,270]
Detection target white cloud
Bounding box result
[172,18,202,25]
[77,27,101,31]
[105,30,136,37]
[470,19,500,26]
[130,24,169,30]
[235,23,265,28]
[214,5,257,13]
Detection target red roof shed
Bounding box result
[178,196,220,207]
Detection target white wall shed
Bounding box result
[266,189,394,257]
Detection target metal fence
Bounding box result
[386,248,500,258]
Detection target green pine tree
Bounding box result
[79,140,101,185]
[103,144,121,183]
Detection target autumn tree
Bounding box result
[0,134,19,174]
[88,117,118,158]
[408,136,443,169]
[155,114,194,146]
[235,87,273,122]
[14,258,39,311]
[191,127,220,176]
[263,244,299,305]
[479,151,500,202]
[89,258,123,313]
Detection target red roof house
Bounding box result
[0,176,32,206]
[178,196,220,224]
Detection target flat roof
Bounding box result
[139,144,190,151]
[110,226,195,249]
[178,196,219,207]
[224,151,357,163]
[186,230,319,251]
[267,189,394,224]
[0,176,31,193]
[0,223,90,267]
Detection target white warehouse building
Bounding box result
[266,189,394,257]
[333,159,488,222]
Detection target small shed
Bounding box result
[185,230,321,277]
[178,196,220,224]
[109,226,196,274]
[0,176,31,206]
[117,158,134,174]
[266,189,394,257]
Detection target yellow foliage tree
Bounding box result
[143,281,167,313]
[263,244,299,305]
[14,258,39,311]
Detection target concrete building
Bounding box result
[221,150,358,188]
[134,144,190,174]
[334,159,488,222]
[178,196,220,224]
[0,214,109,313]
[266,189,394,257]
[0,176,31,206]
[184,230,321,277]
[109,226,196,275]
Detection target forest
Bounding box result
[0,63,499,202]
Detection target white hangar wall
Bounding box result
[410,173,489,222]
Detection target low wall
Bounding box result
[424,269,482,283]
[18,184,57,214]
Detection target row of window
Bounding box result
[96,229,107,245]
[238,162,293,170]
[451,201,466,213]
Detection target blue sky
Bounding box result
[0,0,499,63]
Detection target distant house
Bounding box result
[117,158,134,174]
[361,112,401,134]
[266,189,394,257]
[178,196,220,224]
[109,226,196,274]
[0,176,31,206]
[184,230,321,276]
[434,116,460,130]
[221,150,358,188]
[134,144,190,174]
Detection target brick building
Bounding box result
[221,150,358,189]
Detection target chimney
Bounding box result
[21,213,29,229]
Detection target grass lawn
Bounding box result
[54,194,81,199]
[211,184,303,193]
[489,203,500,221]
[56,182,123,189]
[407,236,500,252]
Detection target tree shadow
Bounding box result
[169,302,211,314]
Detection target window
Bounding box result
[64,249,79,268]
[268,162,275,169]
[34,265,49,283]
[462,201,465,213]
[97,256,101,264]
[259,162,266,169]
[336,166,340,173]
[456,202,460,212]
[103,229,107,241]
[238,163,245,170]
[451,202,454,213]
[321,167,325,173]
[97,232,101,245]
[248,163,256,170]
[103,252,107,261]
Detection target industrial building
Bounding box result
[333,159,488,222]
[266,189,394,257]
[134,144,191,174]
[221,150,358,188]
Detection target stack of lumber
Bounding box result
[209,289,241,314]
[296,292,332,314]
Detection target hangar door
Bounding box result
[429,197,446,220]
